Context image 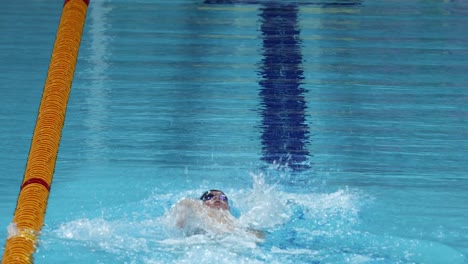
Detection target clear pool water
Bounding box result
[1,0,468,263]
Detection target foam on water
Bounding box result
[38,172,465,263]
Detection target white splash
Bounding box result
[7,222,19,239]
[50,172,366,264]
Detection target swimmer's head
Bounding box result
[200,189,230,211]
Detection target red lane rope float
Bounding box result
[1,0,89,263]
[20,178,51,192]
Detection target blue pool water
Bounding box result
[1,0,468,263]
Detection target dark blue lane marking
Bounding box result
[204,0,361,6]
[204,1,361,171]
[257,3,310,171]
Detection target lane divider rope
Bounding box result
[1,0,89,263]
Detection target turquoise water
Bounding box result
[1,0,468,263]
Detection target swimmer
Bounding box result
[168,189,264,239]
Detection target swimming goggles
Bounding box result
[200,191,229,203]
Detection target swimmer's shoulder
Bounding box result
[173,198,203,210]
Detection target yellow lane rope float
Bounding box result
[2,0,89,263]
